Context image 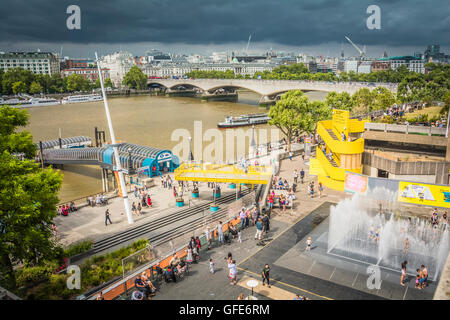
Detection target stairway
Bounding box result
[326,129,339,141]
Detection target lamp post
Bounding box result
[95,52,134,224]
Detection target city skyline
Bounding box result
[1,0,449,58]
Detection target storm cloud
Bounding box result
[0,0,449,53]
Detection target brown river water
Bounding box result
[25,90,327,202]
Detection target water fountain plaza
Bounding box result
[327,189,449,281]
[257,195,449,299]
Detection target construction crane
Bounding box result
[345,36,366,58]
[245,34,252,56]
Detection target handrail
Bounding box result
[364,122,446,136]
[317,121,364,154]
[316,148,361,181]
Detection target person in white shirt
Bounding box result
[228,260,237,285]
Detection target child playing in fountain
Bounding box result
[415,274,421,289]
[374,228,380,243]
[306,237,312,251]
[368,225,375,240]
[403,237,409,254]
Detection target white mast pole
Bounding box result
[95,52,134,224]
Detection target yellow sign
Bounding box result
[309,158,326,176]
[332,109,349,137]
[398,181,450,208]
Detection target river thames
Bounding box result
[25,90,327,202]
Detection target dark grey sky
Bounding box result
[0,0,449,57]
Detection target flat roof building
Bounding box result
[0,51,60,75]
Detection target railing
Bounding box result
[364,122,446,136]
[84,191,256,300]
[317,121,365,154]
[316,147,361,181]
[174,163,273,184]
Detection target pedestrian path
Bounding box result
[237,275,301,300]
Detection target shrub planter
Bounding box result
[210,204,219,212]
[228,183,236,189]
[175,197,184,207]
[191,190,199,198]
[213,191,221,198]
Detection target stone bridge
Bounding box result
[148,79,398,104]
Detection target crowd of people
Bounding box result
[131,186,152,215]
[86,194,108,207]
[57,201,77,216]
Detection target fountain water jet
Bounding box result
[327,188,449,281]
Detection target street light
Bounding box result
[95,52,134,224]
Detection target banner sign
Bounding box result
[332,109,349,135]
[344,172,368,195]
[398,181,450,208]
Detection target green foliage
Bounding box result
[269,90,332,150]
[0,106,63,290]
[1,68,34,95]
[372,87,397,111]
[186,69,236,79]
[63,240,93,258]
[16,263,57,287]
[353,88,375,113]
[122,65,147,89]
[325,91,354,111]
[0,67,102,95]
[12,81,27,94]
[29,81,43,94]
[64,74,92,92]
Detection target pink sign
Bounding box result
[345,172,368,194]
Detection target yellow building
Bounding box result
[310,109,366,191]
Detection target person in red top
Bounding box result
[62,205,69,216]
[268,194,274,211]
[147,196,152,207]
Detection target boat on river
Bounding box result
[217,113,271,128]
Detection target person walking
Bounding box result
[318,182,323,198]
[262,264,271,288]
[228,260,237,285]
[105,209,112,226]
[255,218,263,241]
[218,221,224,245]
[209,258,215,274]
[293,169,298,184]
[300,168,305,184]
[239,208,247,230]
[306,237,312,251]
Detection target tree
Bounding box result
[1,68,34,95]
[0,106,63,290]
[29,81,43,94]
[268,90,332,151]
[122,65,147,89]
[372,87,397,111]
[325,91,354,111]
[352,88,374,114]
[104,78,113,88]
[12,81,27,94]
